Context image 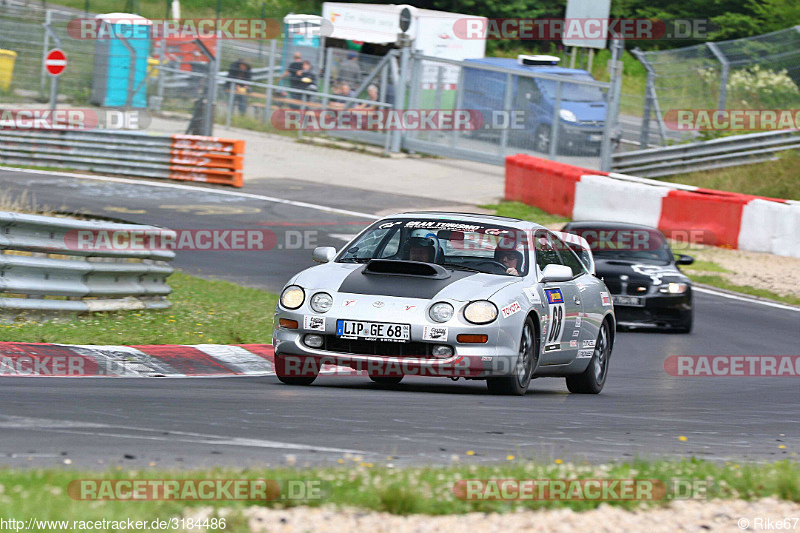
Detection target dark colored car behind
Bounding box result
[562,221,695,333]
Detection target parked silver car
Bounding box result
[273,213,615,395]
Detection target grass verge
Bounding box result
[0,271,277,344]
[660,152,800,200]
[0,459,797,528]
[478,201,569,227]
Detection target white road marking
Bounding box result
[0,415,365,454]
[0,166,381,220]
[694,286,800,312]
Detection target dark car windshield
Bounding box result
[338,218,529,276]
[565,226,674,264]
[538,74,606,102]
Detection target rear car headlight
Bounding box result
[429,302,454,323]
[464,301,498,325]
[659,282,689,294]
[280,285,305,309]
[310,292,333,313]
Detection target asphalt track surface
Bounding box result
[0,168,797,469]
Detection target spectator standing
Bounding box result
[338,52,362,87]
[227,58,252,115]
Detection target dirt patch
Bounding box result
[189,498,800,532]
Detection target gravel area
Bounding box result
[187,499,800,532]
[681,245,800,299]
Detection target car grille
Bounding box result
[579,120,604,127]
[604,279,622,294]
[322,336,442,357]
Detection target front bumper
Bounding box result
[272,308,519,378]
[613,291,692,329]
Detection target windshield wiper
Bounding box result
[338,257,371,263]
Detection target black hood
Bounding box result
[594,258,689,284]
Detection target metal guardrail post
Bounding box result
[549,81,562,160]
[706,42,729,110]
[498,72,512,157]
[194,38,217,137]
[390,45,410,154]
[451,65,465,149]
[601,36,623,172]
[39,9,51,97]
[322,46,333,110]
[265,39,276,123]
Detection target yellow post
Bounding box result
[0,49,18,91]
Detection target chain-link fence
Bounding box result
[1,5,624,168]
[631,26,800,147]
[404,52,617,169]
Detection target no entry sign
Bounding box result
[45,49,67,76]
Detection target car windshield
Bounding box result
[566,227,674,264]
[538,74,605,102]
[338,218,529,276]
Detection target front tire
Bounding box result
[487,317,537,396]
[566,319,611,394]
[275,354,318,386]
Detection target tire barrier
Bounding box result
[0,130,244,187]
[0,211,174,317]
[505,154,800,258]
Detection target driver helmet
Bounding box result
[404,229,438,262]
[494,231,525,272]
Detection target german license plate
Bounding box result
[589,134,602,142]
[336,320,410,342]
[612,295,644,307]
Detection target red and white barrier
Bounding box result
[505,154,799,257]
[0,342,357,377]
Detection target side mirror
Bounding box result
[541,264,573,283]
[676,254,694,266]
[312,246,337,263]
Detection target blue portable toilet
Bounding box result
[90,13,152,108]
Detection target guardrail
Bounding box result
[0,211,175,317]
[0,129,245,187]
[611,130,800,177]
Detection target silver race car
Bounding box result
[273,213,615,395]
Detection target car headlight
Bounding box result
[429,302,454,323]
[659,282,689,294]
[464,300,498,325]
[280,285,305,309]
[310,292,333,313]
[559,109,577,122]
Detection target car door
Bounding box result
[534,231,582,365]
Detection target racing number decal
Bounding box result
[544,289,565,352]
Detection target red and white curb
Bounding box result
[0,342,357,377]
